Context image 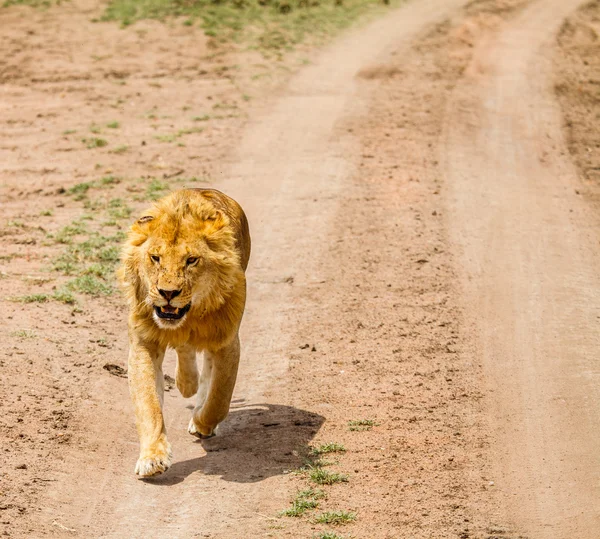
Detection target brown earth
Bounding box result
[554,0,600,205]
[1,0,600,538]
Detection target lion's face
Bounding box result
[120,191,240,332]
[143,234,216,330]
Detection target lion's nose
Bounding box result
[158,288,181,301]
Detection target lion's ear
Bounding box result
[206,210,221,222]
[128,214,155,247]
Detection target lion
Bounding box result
[118,188,250,477]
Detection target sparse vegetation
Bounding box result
[40,209,54,216]
[11,289,77,305]
[82,137,108,149]
[10,329,37,339]
[3,0,51,7]
[100,176,121,186]
[107,199,133,220]
[155,127,203,144]
[66,274,113,296]
[106,121,120,128]
[110,145,129,154]
[12,293,50,303]
[310,442,346,456]
[308,468,348,486]
[52,288,77,304]
[53,220,89,244]
[279,488,326,517]
[67,182,95,199]
[347,419,377,431]
[315,533,346,539]
[145,178,169,200]
[314,511,356,525]
[101,0,395,56]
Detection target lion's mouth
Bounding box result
[154,303,191,320]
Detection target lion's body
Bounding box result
[118,189,250,477]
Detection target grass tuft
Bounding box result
[310,442,346,456]
[314,511,356,525]
[145,178,169,200]
[308,468,348,486]
[101,0,396,56]
[347,419,377,431]
[12,293,49,303]
[10,329,37,339]
[279,488,326,517]
[82,137,108,149]
[66,275,113,296]
[53,221,89,244]
[52,288,77,304]
[315,532,346,539]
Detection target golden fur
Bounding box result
[118,189,250,477]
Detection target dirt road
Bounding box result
[444,0,600,536]
[1,0,600,537]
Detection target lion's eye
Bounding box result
[150,255,160,263]
[186,257,199,266]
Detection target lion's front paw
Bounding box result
[188,417,216,439]
[135,443,172,478]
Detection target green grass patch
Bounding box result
[7,220,25,228]
[65,177,120,201]
[314,511,356,525]
[82,137,108,149]
[315,533,346,539]
[100,175,121,186]
[11,290,76,305]
[52,288,77,304]
[3,0,52,7]
[145,178,169,200]
[53,220,89,244]
[12,293,50,303]
[347,419,377,431]
[308,468,348,486]
[110,145,129,154]
[66,275,113,296]
[155,127,203,143]
[67,181,95,197]
[106,121,120,128]
[310,442,346,456]
[279,488,325,517]
[10,329,37,339]
[101,0,394,54]
[107,199,133,220]
[40,209,54,216]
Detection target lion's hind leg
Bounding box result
[175,344,199,398]
[188,336,240,439]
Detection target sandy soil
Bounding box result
[1,0,599,537]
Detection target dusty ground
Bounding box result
[1,0,600,538]
[555,0,600,205]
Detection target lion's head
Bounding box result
[119,190,242,331]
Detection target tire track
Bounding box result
[443,0,600,536]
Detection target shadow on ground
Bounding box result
[147,402,324,486]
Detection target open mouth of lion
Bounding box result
[154,303,191,320]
